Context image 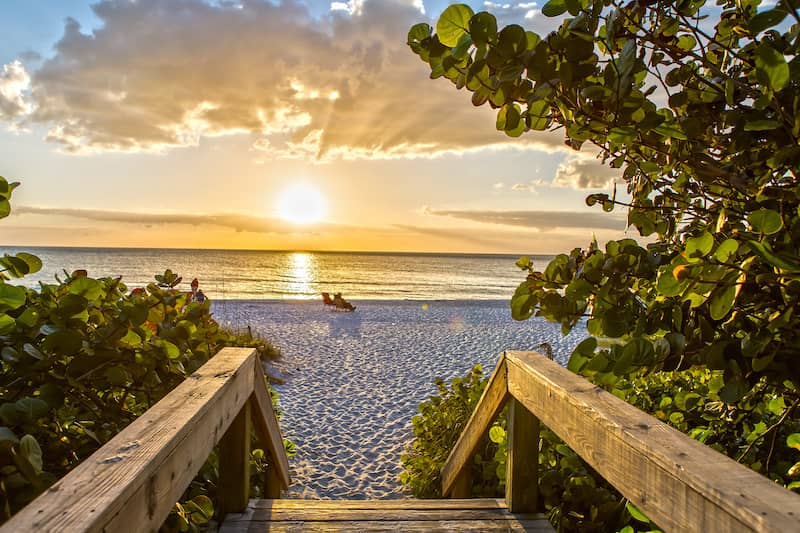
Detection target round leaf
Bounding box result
[685,231,714,259]
[755,43,789,92]
[469,12,497,46]
[748,208,783,235]
[709,283,737,320]
[542,0,568,17]
[436,4,474,47]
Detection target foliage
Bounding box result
[0,175,288,529]
[411,0,800,381]
[399,365,504,497]
[401,366,633,531]
[408,0,800,522]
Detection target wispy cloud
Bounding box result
[13,205,335,234]
[2,0,565,159]
[423,207,626,230]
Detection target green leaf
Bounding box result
[749,241,800,271]
[0,283,27,312]
[469,12,497,46]
[187,495,214,522]
[744,119,780,131]
[755,43,789,92]
[39,384,65,409]
[710,283,738,320]
[15,397,49,421]
[437,4,474,47]
[788,433,800,450]
[42,330,83,356]
[68,277,104,300]
[162,340,181,360]
[714,239,739,262]
[0,426,18,446]
[489,425,506,444]
[685,231,714,259]
[719,376,749,404]
[407,23,431,50]
[542,0,568,17]
[0,313,15,335]
[105,366,131,387]
[626,501,649,522]
[515,256,531,269]
[749,9,788,35]
[16,253,42,274]
[19,434,43,474]
[748,208,783,235]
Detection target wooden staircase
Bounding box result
[218,498,552,532]
[3,347,799,532]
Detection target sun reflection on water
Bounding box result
[281,252,317,299]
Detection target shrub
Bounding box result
[0,175,290,529]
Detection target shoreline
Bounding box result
[212,300,585,499]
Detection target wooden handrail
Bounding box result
[1,347,291,533]
[443,350,800,532]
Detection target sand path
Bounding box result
[214,300,584,499]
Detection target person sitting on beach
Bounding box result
[189,278,208,303]
[333,292,356,312]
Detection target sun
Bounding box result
[276,183,327,225]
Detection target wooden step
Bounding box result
[219,498,554,532]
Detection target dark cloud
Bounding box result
[423,207,626,230]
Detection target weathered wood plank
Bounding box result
[505,350,800,533]
[219,401,251,515]
[245,498,507,510]
[249,361,290,491]
[506,398,539,513]
[0,347,258,533]
[220,518,553,532]
[222,508,542,521]
[441,355,509,496]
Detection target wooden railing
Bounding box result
[1,347,290,533]
[443,350,800,532]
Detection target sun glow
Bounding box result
[276,183,327,225]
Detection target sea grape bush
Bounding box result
[400,365,503,498]
[0,175,286,529]
[408,0,800,508]
[401,366,636,531]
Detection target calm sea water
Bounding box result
[2,247,555,300]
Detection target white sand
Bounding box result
[213,300,585,499]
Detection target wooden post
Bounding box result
[449,468,473,498]
[505,398,539,513]
[218,401,251,515]
[264,461,282,499]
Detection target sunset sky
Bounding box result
[0,0,630,253]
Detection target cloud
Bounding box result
[0,61,32,121]
[510,179,543,193]
[423,207,626,231]
[3,0,564,158]
[552,155,622,189]
[13,205,337,234]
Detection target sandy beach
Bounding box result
[213,300,586,499]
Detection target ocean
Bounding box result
[2,247,555,300]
